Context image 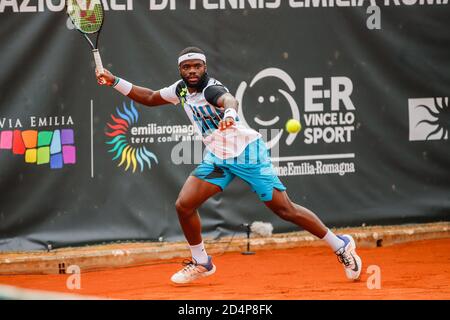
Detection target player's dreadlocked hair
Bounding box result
[178,46,205,57]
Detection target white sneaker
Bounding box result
[171,256,216,284]
[335,235,362,281]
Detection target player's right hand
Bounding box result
[219,117,235,131]
[96,68,115,86]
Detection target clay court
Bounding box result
[1,238,449,300]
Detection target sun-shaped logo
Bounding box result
[106,101,158,173]
[415,97,449,140]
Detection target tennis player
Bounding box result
[96,47,362,284]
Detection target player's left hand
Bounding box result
[219,117,235,131]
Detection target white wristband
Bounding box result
[113,77,133,96]
[224,108,237,120]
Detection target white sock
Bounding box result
[322,229,345,252]
[189,241,209,265]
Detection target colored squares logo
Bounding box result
[0,129,76,169]
[0,131,13,149]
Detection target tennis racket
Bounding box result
[66,0,105,74]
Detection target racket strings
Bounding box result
[67,0,103,33]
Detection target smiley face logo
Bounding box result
[235,68,301,149]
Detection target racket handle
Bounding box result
[92,49,104,74]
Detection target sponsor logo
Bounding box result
[0,116,76,169]
[236,67,357,177]
[236,68,300,149]
[303,76,355,145]
[106,101,158,173]
[408,97,449,141]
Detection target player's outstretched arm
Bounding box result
[96,68,170,107]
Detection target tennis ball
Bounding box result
[285,119,302,133]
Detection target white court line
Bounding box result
[271,153,355,162]
[90,100,94,178]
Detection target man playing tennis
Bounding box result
[96,47,362,284]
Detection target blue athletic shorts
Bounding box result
[191,138,286,202]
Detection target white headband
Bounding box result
[178,53,206,65]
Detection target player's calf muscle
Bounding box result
[266,195,327,237]
[273,204,297,222]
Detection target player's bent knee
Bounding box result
[175,198,194,217]
[175,198,186,214]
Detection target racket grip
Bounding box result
[92,49,104,74]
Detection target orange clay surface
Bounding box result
[1,239,449,300]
